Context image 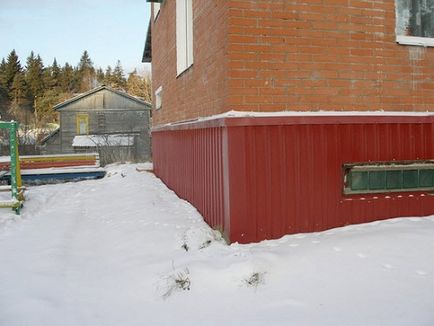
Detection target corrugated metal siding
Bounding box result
[153,128,226,236]
[153,117,434,243]
[226,122,434,243]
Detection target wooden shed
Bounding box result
[42,86,151,165]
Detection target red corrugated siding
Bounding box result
[153,116,434,243]
[153,128,227,236]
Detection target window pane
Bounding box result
[396,0,434,38]
[420,169,434,187]
[351,171,368,191]
[403,170,419,188]
[369,171,386,190]
[387,170,402,189]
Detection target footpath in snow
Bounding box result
[0,164,433,326]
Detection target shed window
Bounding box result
[76,114,89,135]
[344,161,434,194]
[396,0,434,46]
[176,0,193,76]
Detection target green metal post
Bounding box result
[8,121,19,212]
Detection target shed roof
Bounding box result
[53,85,151,111]
[40,128,60,145]
[142,19,152,63]
[72,134,134,147]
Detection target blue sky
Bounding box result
[0,0,151,74]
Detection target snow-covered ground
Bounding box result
[0,164,433,326]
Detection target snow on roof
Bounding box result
[72,134,134,147]
[191,110,434,122]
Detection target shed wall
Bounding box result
[60,110,149,153]
[153,116,434,243]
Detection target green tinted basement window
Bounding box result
[386,170,402,189]
[369,171,386,190]
[419,169,434,187]
[350,171,368,190]
[344,162,434,194]
[403,170,418,188]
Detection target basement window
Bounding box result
[396,0,434,46]
[343,161,434,194]
[176,0,193,76]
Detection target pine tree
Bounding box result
[0,58,8,98]
[77,50,95,92]
[25,52,45,99]
[59,63,75,93]
[78,50,93,71]
[50,58,61,88]
[0,58,7,88]
[43,58,61,90]
[0,58,10,119]
[104,66,113,86]
[4,50,22,93]
[126,70,152,102]
[111,60,126,89]
[96,68,105,85]
[8,72,28,121]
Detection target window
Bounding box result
[396,0,434,46]
[176,0,193,75]
[343,161,434,194]
[76,114,89,135]
[155,86,163,110]
[153,3,160,20]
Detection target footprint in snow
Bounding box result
[357,253,367,259]
[311,240,320,244]
[333,247,342,252]
[289,243,299,248]
[382,264,393,269]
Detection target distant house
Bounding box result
[42,85,151,164]
[145,1,434,243]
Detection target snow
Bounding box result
[11,166,105,176]
[156,109,434,129]
[72,134,134,147]
[218,110,434,117]
[0,164,433,326]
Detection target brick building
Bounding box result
[145,0,434,243]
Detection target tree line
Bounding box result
[0,49,152,130]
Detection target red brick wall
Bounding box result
[227,0,434,112]
[151,1,228,126]
[151,1,434,126]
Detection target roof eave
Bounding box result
[53,85,151,111]
[142,19,152,63]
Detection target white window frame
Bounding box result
[155,86,163,110]
[153,3,161,21]
[176,0,193,76]
[395,0,434,47]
